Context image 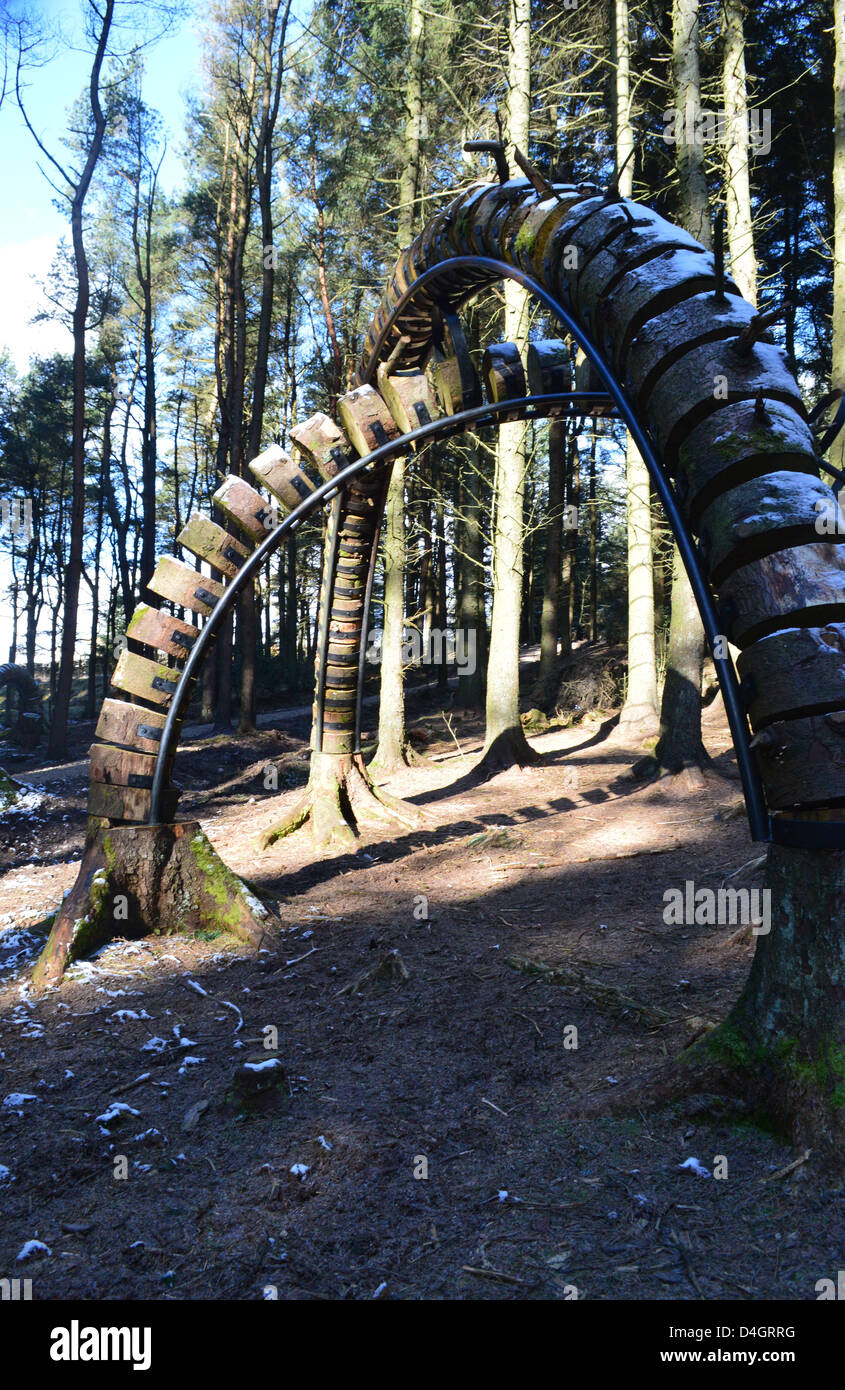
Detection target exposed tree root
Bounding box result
[615,703,660,746]
[471,726,541,782]
[568,842,845,1169]
[629,751,709,792]
[259,749,424,856]
[32,821,274,991]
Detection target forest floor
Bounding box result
[0,662,842,1301]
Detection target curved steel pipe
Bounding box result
[148,390,613,822]
[360,255,771,842]
[150,254,770,842]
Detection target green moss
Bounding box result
[67,867,113,961]
[515,221,535,257]
[0,768,20,810]
[189,832,247,932]
[707,1022,845,1108]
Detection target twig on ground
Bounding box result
[760,1149,811,1184]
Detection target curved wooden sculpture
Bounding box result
[35,169,845,988]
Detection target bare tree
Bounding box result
[15,1,116,758]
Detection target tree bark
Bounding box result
[372,0,425,772]
[651,0,710,770]
[532,417,564,707]
[721,0,758,306]
[476,0,538,777]
[46,1,114,758]
[33,823,274,991]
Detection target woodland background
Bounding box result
[0,0,832,766]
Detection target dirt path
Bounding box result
[0,698,838,1300]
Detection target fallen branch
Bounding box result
[462,1265,526,1286]
[760,1148,811,1184]
[505,955,714,1036]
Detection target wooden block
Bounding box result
[527,339,571,397]
[674,398,819,526]
[213,475,278,542]
[126,602,200,660]
[522,193,590,279]
[111,650,182,707]
[574,349,606,396]
[507,193,578,271]
[697,472,840,585]
[290,413,352,481]
[376,364,441,438]
[87,780,180,825]
[625,292,755,413]
[737,625,845,729]
[249,443,316,511]
[338,385,401,457]
[148,556,225,616]
[539,194,604,285]
[753,711,845,810]
[571,221,703,324]
[89,742,160,790]
[95,698,175,755]
[319,730,355,755]
[177,514,251,578]
[716,541,845,648]
[483,342,526,414]
[602,247,729,364]
[469,179,531,258]
[646,339,805,473]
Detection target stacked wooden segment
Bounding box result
[86,469,276,824]
[249,443,316,511]
[428,313,482,416]
[308,390,398,754]
[352,179,843,819]
[483,342,526,418]
[81,174,844,832]
[526,339,571,397]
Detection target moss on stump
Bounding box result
[33,821,275,991]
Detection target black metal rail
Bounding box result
[362,255,772,841]
[148,391,619,823]
[148,253,842,847]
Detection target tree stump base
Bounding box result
[259,750,424,856]
[33,821,275,991]
[471,726,541,782]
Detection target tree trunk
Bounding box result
[456,443,486,709]
[650,0,710,770]
[370,457,408,773]
[33,823,274,991]
[721,0,757,306]
[372,0,425,772]
[476,0,538,778]
[47,2,113,758]
[587,434,598,642]
[532,417,564,707]
[654,547,708,770]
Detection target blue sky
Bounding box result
[0,0,204,368]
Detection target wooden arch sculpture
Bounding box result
[35,171,845,989]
